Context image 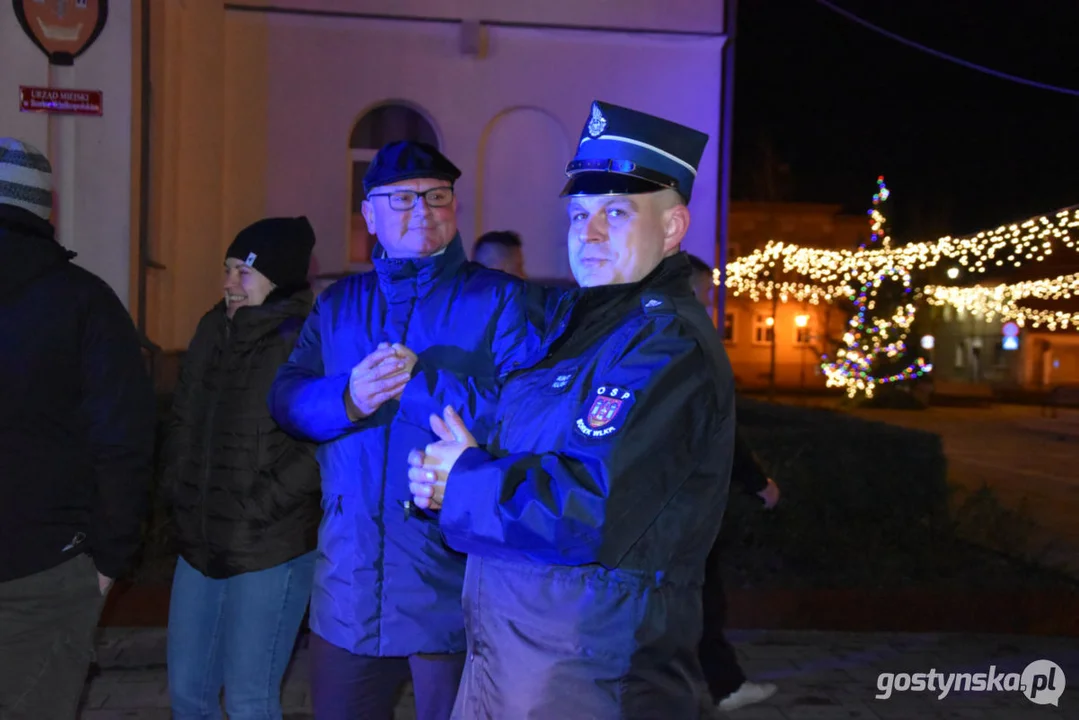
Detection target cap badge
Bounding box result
[245,252,258,266]
[587,103,607,138]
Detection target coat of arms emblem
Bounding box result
[14,0,109,66]
[586,395,622,428]
[587,103,607,138]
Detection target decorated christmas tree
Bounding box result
[821,177,932,398]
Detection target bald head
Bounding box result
[474,230,525,278]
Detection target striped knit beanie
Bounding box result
[0,138,53,221]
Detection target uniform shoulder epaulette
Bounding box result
[640,292,676,315]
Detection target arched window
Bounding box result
[349,104,439,264]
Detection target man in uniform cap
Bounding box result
[408,101,736,718]
[270,140,542,719]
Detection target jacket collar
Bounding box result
[372,233,466,301]
[218,288,314,342]
[0,205,75,298]
[560,252,692,319]
[544,252,694,349]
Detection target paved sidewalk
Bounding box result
[80,628,1076,719]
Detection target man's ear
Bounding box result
[662,203,691,254]
[361,200,376,235]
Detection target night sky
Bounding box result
[730,0,1079,242]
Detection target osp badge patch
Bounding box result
[575,385,635,439]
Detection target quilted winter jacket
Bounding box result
[268,235,542,656]
[164,290,320,578]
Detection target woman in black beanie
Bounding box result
[163,216,321,720]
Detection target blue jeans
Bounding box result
[167,553,315,720]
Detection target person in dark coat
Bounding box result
[408,101,736,719]
[688,254,781,712]
[268,142,542,720]
[163,217,321,720]
[0,138,156,719]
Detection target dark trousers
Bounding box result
[698,539,746,701]
[0,554,106,720]
[308,632,465,720]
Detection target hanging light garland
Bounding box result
[721,206,1079,297]
[924,272,1079,330]
[712,203,1079,333]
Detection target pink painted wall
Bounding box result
[239,11,724,279]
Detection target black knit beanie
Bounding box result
[226,216,315,289]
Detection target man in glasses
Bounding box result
[270,141,541,719]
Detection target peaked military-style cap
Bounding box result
[561,101,709,203]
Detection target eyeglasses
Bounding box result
[367,186,455,211]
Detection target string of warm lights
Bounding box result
[924,273,1079,330]
[710,203,1079,338]
[720,206,1079,295]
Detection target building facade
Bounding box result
[0,0,135,312]
[722,201,866,389]
[0,0,730,351]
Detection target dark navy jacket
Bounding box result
[438,254,736,718]
[268,235,541,656]
[0,206,155,583]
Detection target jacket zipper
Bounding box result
[376,292,417,652]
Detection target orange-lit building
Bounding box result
[721,201,865,390]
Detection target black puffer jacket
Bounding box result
[0,206,155,582]
[165,290,320,578]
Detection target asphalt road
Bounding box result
[839,403,1079,576]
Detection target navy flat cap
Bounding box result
[561,101,709,203]
[362,141,462,195]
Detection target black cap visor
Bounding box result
[560,171,671,198]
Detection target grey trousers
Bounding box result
[0,554,106,720]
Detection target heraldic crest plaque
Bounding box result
[13,0,109,66]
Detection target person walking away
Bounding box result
[0,138,156,719]
[688,253,781,711]
[163,217,321,720]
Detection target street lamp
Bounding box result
[795,314,810,391]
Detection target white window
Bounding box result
[349,104,440,264]
[753,313,774,344]
[794,314,813,345]
[723,312,736,343]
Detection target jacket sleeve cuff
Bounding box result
[439,446,499,545]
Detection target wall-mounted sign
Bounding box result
[20,85,103,116]
[1002,321,1020,338]
[1002,336,1019,351]
[13,0,109,66]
